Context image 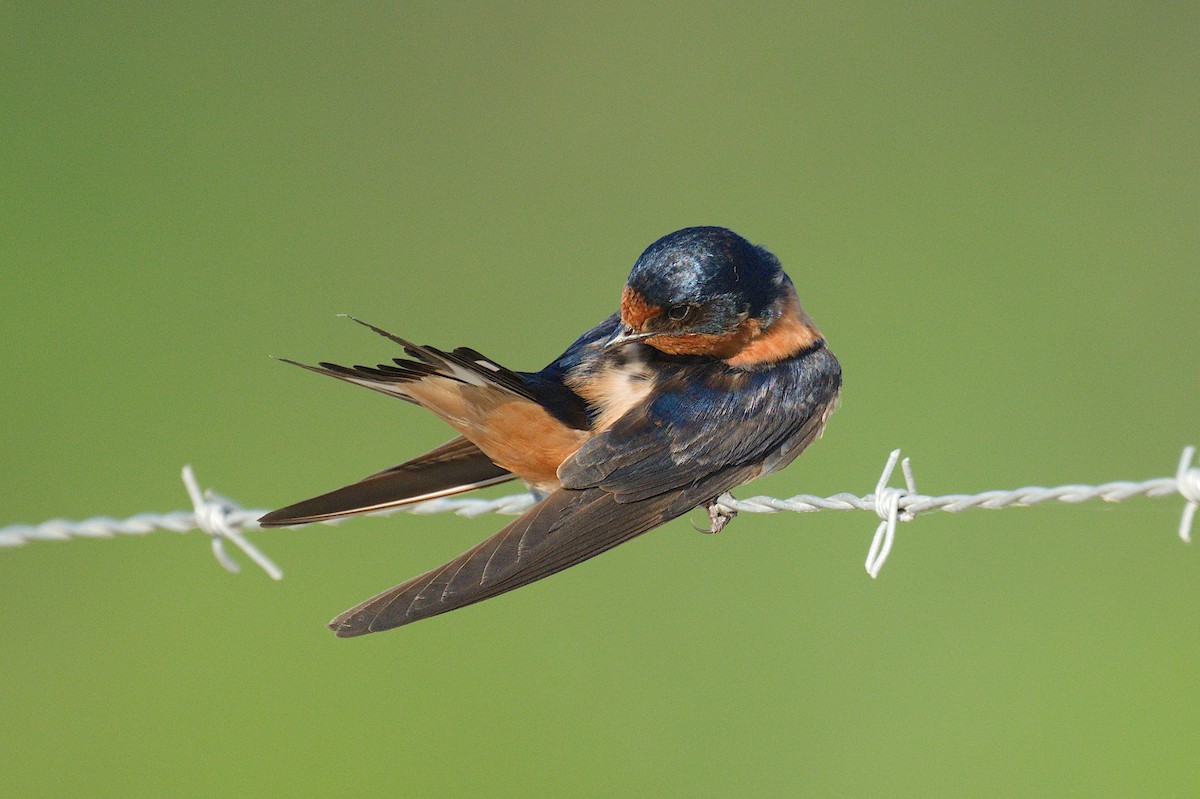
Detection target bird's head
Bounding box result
[609,226,815,362]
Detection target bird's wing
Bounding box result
[258,436,514,527]
[557,358,838,502]
[329,355,840,636]
[327,473,757,636]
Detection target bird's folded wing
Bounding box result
[328,465,758,636]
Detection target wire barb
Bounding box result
[1177,446,1200,543]
[181,466,283,580]
[1,447,1196,580]
[864,449,918,578]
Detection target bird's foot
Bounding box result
[694,501,737,534]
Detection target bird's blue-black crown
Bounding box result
[626,226,785,322]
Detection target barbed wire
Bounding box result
[2,447,1197,580]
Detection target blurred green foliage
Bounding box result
[2,3,1197,797]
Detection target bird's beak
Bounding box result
[605,325,655,350]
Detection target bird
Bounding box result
[259,226,842,637]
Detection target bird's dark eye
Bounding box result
[667,304,695,322]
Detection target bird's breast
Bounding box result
[566,347,656,433]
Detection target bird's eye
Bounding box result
[667,304,694,322]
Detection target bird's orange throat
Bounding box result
[644,328,755,358]
[724,289,823,367]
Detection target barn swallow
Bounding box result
[260,226,841,636]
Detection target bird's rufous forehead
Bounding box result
[620,286,661,330]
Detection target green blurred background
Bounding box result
[3,3,1197,796]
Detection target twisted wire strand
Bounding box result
[2,447,1197,580]
[719,478,1182,515]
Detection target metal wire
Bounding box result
[2,447,1197,580]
